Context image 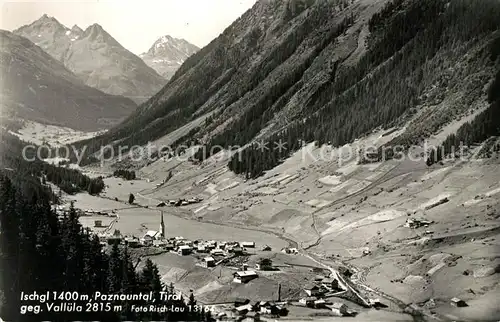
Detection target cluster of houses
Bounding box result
[57,206,114,220]
[299,295,352,315]
[98,230,259,261]
[97,230,126,246]
[84,209,112,216]
[229,258,279,284]
[229,298,289,320]
[298,297,355,316]
[295,276,359,317]
[222,266,360,317]
[97,231,165,248]
[93,209,260,270]
[303,277,341,296]
[404,217,434,229]
[156,197,203,207]
[120,228,259,268]
[140,235,255,255]
[225,290,360,320]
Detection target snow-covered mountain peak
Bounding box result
[157,35,174,45]
[141,35,199,80]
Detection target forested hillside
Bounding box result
[0,175,209,321]
[74,0,500,178]
[426,67,500,165]
[209,0,500,178]
[72,0,359,160]
[0,131,104,195]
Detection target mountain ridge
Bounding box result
[14,15,165,103]
[0,30,137,131]
[71,0,499,173]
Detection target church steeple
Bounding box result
[160,211,165,239]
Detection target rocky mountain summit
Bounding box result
[14,15,165,103]
[140,35,199,80]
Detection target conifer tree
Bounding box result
[107,243,123,294]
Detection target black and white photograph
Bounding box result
[0,0,499,321]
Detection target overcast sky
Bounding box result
[0,0,257,55]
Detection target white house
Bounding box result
[304,284,322,296]
[299,297,316,307]
[329,303,348,316]
[202,256,215,268]
[144,230,162,240]
[153,239,167,247]
[321,277,339,290]
[235,304,252,315]
[141,230,161,246]
[259,302,272,314]
[241,241,255,248]
[232,247,244,255]
[451,297,467,307]
[233,270,258,283]
[210,249,224,256]
[255,260,273,271]
[178,245,192,255]
[314,299,327,308]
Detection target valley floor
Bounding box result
[67,139,500,321]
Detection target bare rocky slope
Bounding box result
[0,30,137,131]
[140,35,199,80]
[14,15,166,103]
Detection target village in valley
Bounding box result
[2,0,500,320]
[55,177,392,321]
[79,209,365,320]
[46,133,499,322]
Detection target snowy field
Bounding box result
[9,120,105,146]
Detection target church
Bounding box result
[140,211,166,245]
